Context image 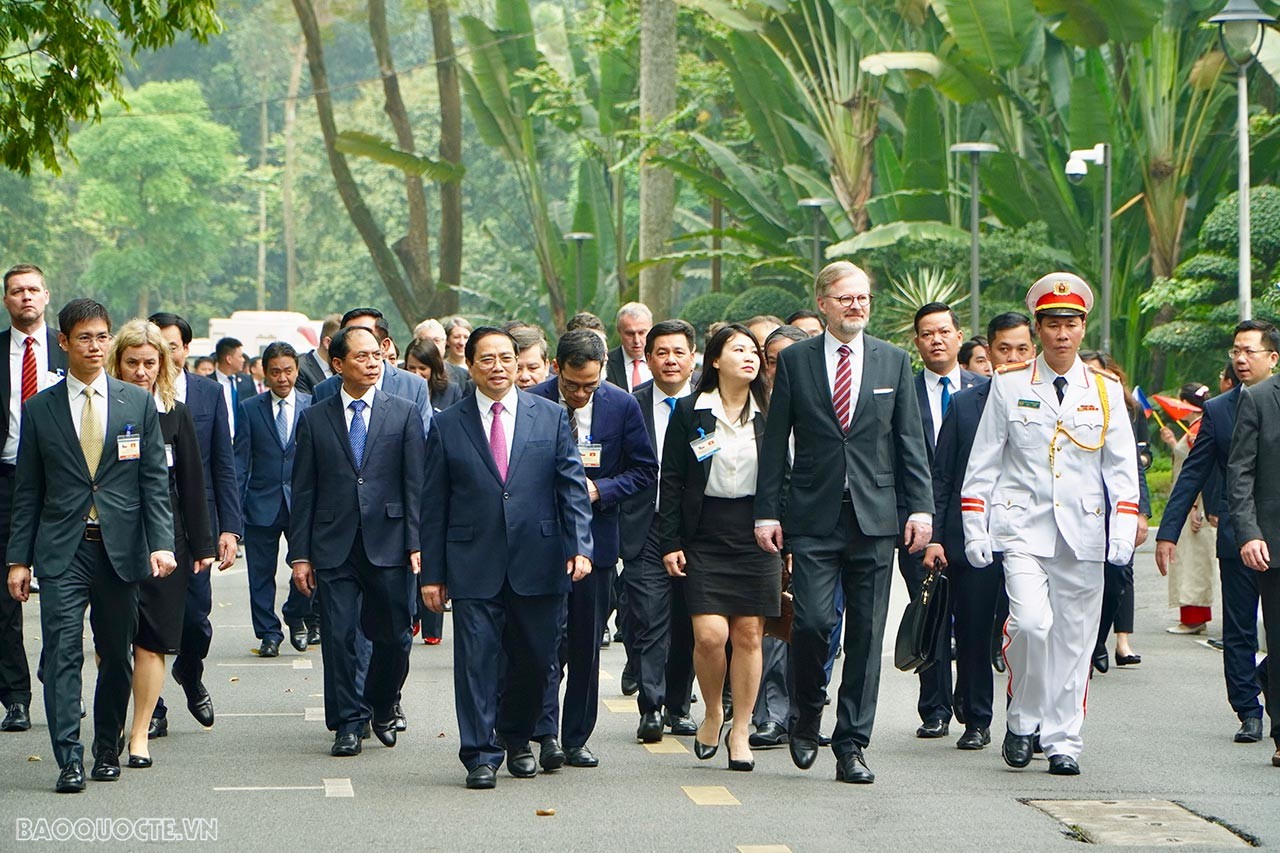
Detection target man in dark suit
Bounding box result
[148,312,243,736]
[528,330,657,763]
[900,302,986,739]
[619,320,699,742]
[311,308,431,433]
[288,325,425,757]
[295,314,341,395]
[755,261,933,785]
[7,298,176,792]
[1158,319,1279,744]
[235,342,315,657]
[605,303,654,391]
[924,313,1034,751]
[1227,369,1280,768]
[212,337,257,441]
[0,264,65,734]
[421,327,593,790]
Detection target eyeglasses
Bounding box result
[822,293,873,309]
[73,333,113,346]
[1228,347,1276,358]
[474,354,517,368]
[560,379,601,395]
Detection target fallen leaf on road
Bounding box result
[536,809,555,817]
[27,755,41,762]
[229,677,240,683]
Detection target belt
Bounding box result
[83,526,102,542]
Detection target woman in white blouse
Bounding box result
[658,324,779,773]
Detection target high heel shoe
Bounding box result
[727,743,754,772]
[694,720,728,760]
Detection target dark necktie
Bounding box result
[565,401,579,444]
[348,399,367,468]
[939,375,952,417]
[21,336,37,403]
[1053,376,1067,405]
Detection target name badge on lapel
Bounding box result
[117,425,141,462]
[578,438,602,469]
[690,428,720,462]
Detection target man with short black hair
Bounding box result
[213,337,255,440]
[311,308,431,433]
[296,314,342,394]
[786,309,825,338]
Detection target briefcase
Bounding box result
[894,556,949,673]
[764,555,793,643]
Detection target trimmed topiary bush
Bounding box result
[726,285,803,323]
[680,292,734,339]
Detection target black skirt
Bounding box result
[134,527,192,655]
[684,496,781,618]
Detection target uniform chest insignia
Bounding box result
[1017,399,1040,409]
[1077,404,1099,412]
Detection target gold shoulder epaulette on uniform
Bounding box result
[995,359,1032,374]
[1086,363,1120,383]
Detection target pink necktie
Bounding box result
[489,401,508,481]
[833,345,852,431]
[631,359,642,390]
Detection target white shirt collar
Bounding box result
[1040,354,1086,388]
[823,329,864,361]
[924,363,962,390]
[10,325,45,351]
[477,386,519,414]
[693,387,758,424]
[66,370,108,399]
[653,381,691,403]
[271,389,297,406]
[339,385,377,411]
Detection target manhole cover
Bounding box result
[1027,800,1252,847]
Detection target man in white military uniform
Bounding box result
[960,273,1139,776]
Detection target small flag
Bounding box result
[1133,385,1155,415]
[1152,394,1202,422]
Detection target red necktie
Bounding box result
[630,359,642,390]
[832,345,852,431]
[20,336,37,403]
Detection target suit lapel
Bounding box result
[506,391,536,480]
[99,378,132,473]
[806,341,842,432]
[589,386,608,443]
[292,394,310,449]
[697,408,717,483]
[637,386,656,445]
[257,396,282,450]
[461,394,504,484]
[46,381,89,479]
[0,330,10,409]
[358,390,392,470]
[915,371,934,451]
[1030,356,1060,413]
[845,338,876,432]
[325,396,359,470]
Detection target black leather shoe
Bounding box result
[1115,652,1141,666]
[1,702,31,731]
[360,721,372,740]
[56,760,86,793]
[1236,717,1264,743]
[507,744,538,777]
[665,713,697,736]
[637,710,663,743]
[90,755,121,781]
[466,764,497,789]
[749,721,789,748]
[600,629,611,649]
[127,753,153,769]
[790,735,819,770]
[539,736,565,771]
[694,720,727,760]
[565,745,599,767]
[957,726,991,750]
[953,694,967,726]
[258,638,280,658]
[331,733,361,757]
[1048,754,1080,775]
[727,744,755,772]
[1091,648,1109,674]
[620,667,639,696]
[171,666,214,728]
[393,703,407,732]
[916,718,949,738]
[1002,730,1033,768]
[992,652,1006,673]
[371,719,397,748]
[288,623,309,652]
[306,623,321,646]
[835,749,874,784]
[147,716,168,739]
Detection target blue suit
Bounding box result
[527,377,658,748]
[312,361,432,434]
[235,390,314,643]
[1158,386,1265,722]
[422,389,593,771]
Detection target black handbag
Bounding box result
[894,556,950,674]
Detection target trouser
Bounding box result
[1257,565,1280,742]
[788,502,895,756]
[621,526,695,718]
[950,552,1004,730]
[244,504,314,641]
[0,466,30,708]
[898,541,952,723]
[39,535,138,768]
[1220,556,1267,721]
[313,534,414,736]
[1003,534,1103,761]
[822,583,845,685]
[536,563,611,747]
[753,636,790,727]
[1096,559,1135,652]
[416,598,445,639]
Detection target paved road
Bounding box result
[2,542,1276,850]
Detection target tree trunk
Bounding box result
[282,38,305,312]
[256,96,269,311]
[711,196,722,293]
[429,0,462,316]
[638,0,676,320]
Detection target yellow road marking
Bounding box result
[643,739,688,754]
[682,785,740,806]
[601,699,635,713]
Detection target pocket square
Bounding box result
[873,387,895,395]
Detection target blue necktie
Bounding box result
[939,376,952,417]
[348,400,367,468]
[664,396,677,414]
[275,398,290,446]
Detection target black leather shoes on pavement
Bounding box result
[171,666,215,728]
[1,702,31,731]
[288,623,309,652]
[789,735,819,770]
[1091,648,1109,674]
[694,720,727,760]
[507,744,538,778]
[665,713,696,736]
[565,745,599,767]
[371,719,397,748]
[835,749,874,784]
[749,721,789,748]
[538,736,566,771]
[56,760,86,793]
[147,716,168,739]
[620,667,639,696]
[331,733,361,757]
[957,726,991,750]
[1002,730,1034,768]
[466,765,497,789]
[90,755,121,781]
[393,703,407,732]
[1236,717,1264,743]
[258,638,279,658]
[637,710,664,743]
[916,718,949,738]
[127,753,153,769]
[1048,754,1080,775]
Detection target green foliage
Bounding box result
[1199,186,1280,268]
[870,267,964,342]
[680,292,734,336]
[726,286,802,323]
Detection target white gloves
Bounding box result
[1106,539,1134,566]
[965,537,994,568]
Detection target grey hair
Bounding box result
[615,302,654,329]
[814,261,870,300]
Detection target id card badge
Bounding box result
[117,433,141,462]
[578,441,603,469]
[164,443,175,469]
[689,429,720,462]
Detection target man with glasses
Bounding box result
[1158,319,1280,745]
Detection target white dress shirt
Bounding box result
[625,356,653,392]
[215,369,238,438]
[271,389,297,444]
[696,389,760,499]
[823,329,864,416]
[66,370,110,441]
[311,350,333,380]
[477,386,518,470]
[340,386,375,432]
[922,363,962,442]
[5,325,51,464]
[175,369,188,404]
[651,381,691,464]
[559,393,594,443]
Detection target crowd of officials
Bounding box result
[1,259,1278,794]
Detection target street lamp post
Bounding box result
[949,143,999,336]
[798,197,835,278]
[1065,143,1113,351]
[564,231,594,314]
[1211,0,1275,322]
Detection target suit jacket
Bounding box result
[1158,386,1240,559]
[234,390,312,527]
[605,345,627,389]
[755,334,933,538]
[0,326,66,454]
[183,371,243,538]
[658,392,766,555]
[528,377,658,567]
[1227,375,1280,565]
[619,382,661,560]
[8,376,175,580]
[161,402,215,561]
[287,389,425,569]
[915,367,986,459]
[931,381,991,553]
[294,350,328,395]
[214,371,258,416]
[312,361,432,434]
[420,389,594,599]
